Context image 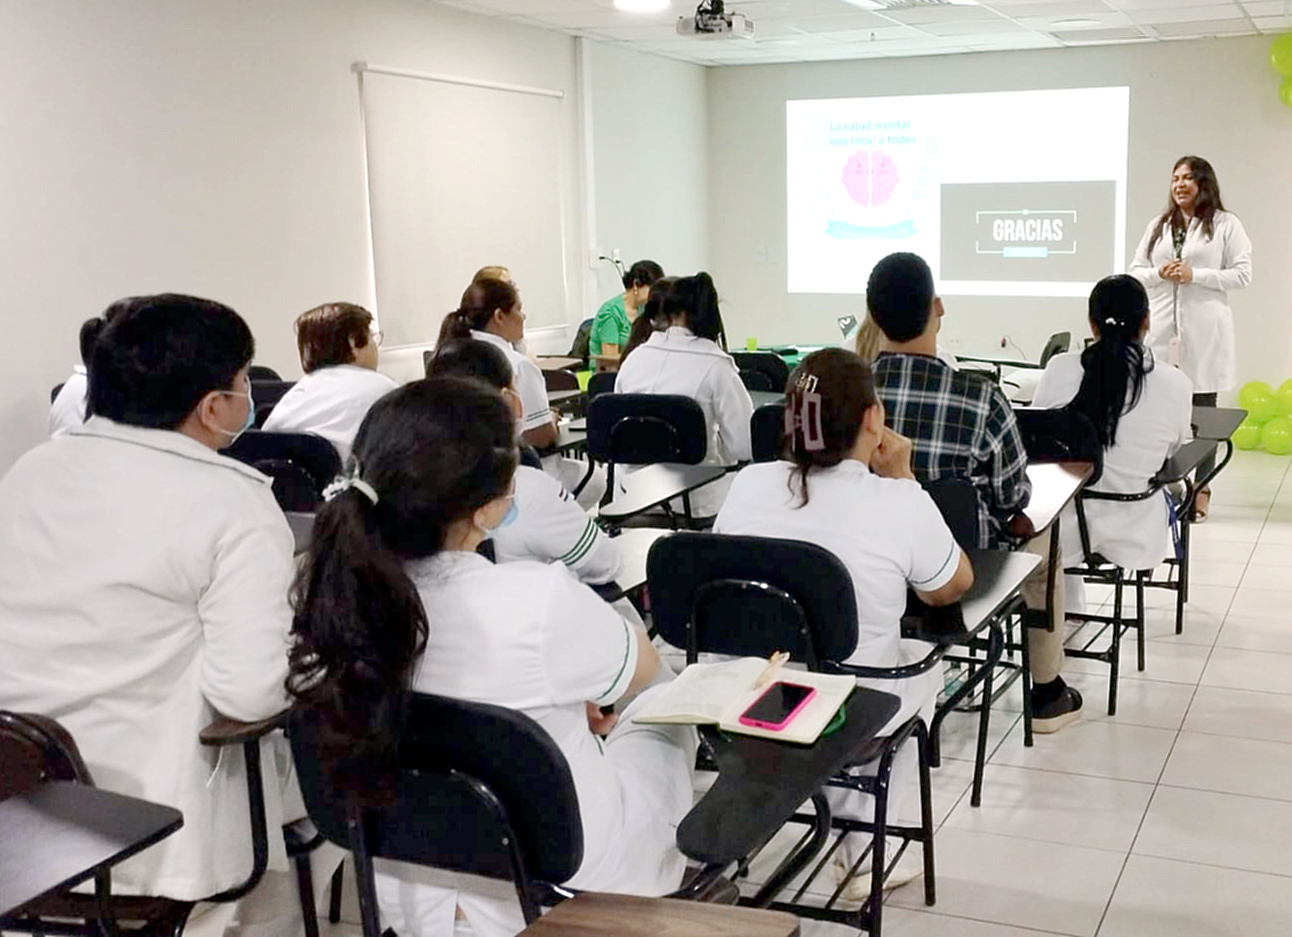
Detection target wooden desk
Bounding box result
[596,464,728,525]
[1023,461,1094,535]
[519,893,799,937]
[747,390,785,409]
[592,353,620,374]
[0,782,183,917]
[536,356,582,371]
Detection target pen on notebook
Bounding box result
[753,651,790,689]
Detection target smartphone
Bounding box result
[737,681,817,731]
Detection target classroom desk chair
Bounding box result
[731,352,790,393]
[222,431,342,512]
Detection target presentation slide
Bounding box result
[786,87,1129,297]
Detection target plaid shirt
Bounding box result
[874,352,1031,548]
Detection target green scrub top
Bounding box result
[589,294,630,357]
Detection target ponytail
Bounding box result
[437,278,519,347]
[647,272,727,349]
[782,348,878,506]
[1069,275,1151,449]
[621,276,676,362]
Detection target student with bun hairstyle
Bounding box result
[590,259,665,358]
[49,299,130,436]
[263,302,396,464]
[716,347,972,893]
[287,377,695,937]
[614,272,753,517]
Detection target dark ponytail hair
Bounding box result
[1069,275,1151,449]
[286,376,518,800]
[650,272,727,349]
[1147,156,1226,257]
[621,276,676,362]
[79,298,132,367]
[436,278,519,347]
[783,348,879,506]
[623,259,664,291]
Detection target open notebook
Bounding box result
[631,658,856,745]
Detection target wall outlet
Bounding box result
[588,247,601,270]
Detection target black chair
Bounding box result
[738,369,775,393]
[751,402,785,463]
[249,380,296,428]
[50,383,65,405]
[567,317,594,365]
[648,533,939,936]
[1015,406,1103,477]
[1038,331,1071,368]
[543,368,579,393]
[732,352,790,393]
[222,431,342,511]
[249,365,283,382]
[922,477,980,553]
[586,370,617,402]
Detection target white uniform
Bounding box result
[1128,210,1252,394]
[491,465,621,585]
[471,330,606,510]
[262,364,396,465]
[49,366,88,437]
[374,553,696,937]
[615,327,754,517]
[0,417,295,900]
[1033,351,1193,572]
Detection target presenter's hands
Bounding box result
[1160,261,1194,284]
[871,428,917,481]
[586,702,618,737]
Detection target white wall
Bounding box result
[586,41,711,312]
[707,37,1292,393]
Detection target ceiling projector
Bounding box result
[676,0,754,39]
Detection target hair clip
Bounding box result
[784,373,826,452]
[323,472,380,506]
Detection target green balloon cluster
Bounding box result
[1272,35,1292,108]
[1235,380,1292,454]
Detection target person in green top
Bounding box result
[589,260,664,359]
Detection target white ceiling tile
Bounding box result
[881,5,1014,24]
[985,0,1117,15]
[769,12,906,31]
[579,23,689,39]
[1243,0,1292,14]
[1016,11,1132,26]
[1053,24,1151,39]
[1128,4,1244,22]
[814,25,932,41]
[919,18,1034,34]
[1152,17,1256,32]
[1253,14,1292,27]
[727,0,868,17]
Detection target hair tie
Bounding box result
[1104,317,1118,326]
[323,471,380,506]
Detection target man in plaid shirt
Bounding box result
[867,252,1082,734]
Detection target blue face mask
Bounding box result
[216,384,255,444]
[495,498,519,530]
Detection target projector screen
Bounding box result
[786,87,1129,297]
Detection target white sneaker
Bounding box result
[831,852,923,902]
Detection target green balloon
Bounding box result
[1261,417,1292,456]
[1233,419,1263,450]
[1282,76,1292,110]
[1274,34,1292,78]
[1278,380,1292,416]
[1239,381,1277,422]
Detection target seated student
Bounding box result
[48,299,129,436]
[1033,275,1192,594]
[591,260,665,360]
[428,338,621,586]
[0,294,323,934]
[262,302,396,464]
[287,377,696,937]
[715,347,972,892]
[614,272,754,517]
[439,277,606,509]
[868,252,1081,733]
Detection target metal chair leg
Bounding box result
[295,852,320,937]
[328,862,344,924]
[916,720,937,908]
[1109,577,1123,717]
[1136,571,1147,673]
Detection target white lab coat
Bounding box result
[374,553,696,937]
[615,327,754,516]
[1033,351,1193,572]
[262,364,396,465]
[49,366,87,437]
[1128,210,1252,394]
[0,417,295,901]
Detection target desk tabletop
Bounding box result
[0,782,183,916]
[1156,438,1219,484]
[286,510,314,555]
[547,389,583,406]
[677,687,900,866]
[905,549,1040,644]
[544,424,588,456]
[1192,405,1246,442]
[597,464,729,522]
[748,390,786,409]
[536,356,582,371]
[1023,461,1094,534]
[956,353,1041,371]
[610,527,673,593]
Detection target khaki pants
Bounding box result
[1019,529,1066,685]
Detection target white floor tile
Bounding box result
[1184,559,1247,588]
[1209,476,1281,507]
[895,755,977,828]
[991,720,1177,784]
[1135,785,1292,878]
[942,764,1153,853]
[1190,513,1267,544]
[1226,588,1292,621]
[934,708,1020,767]
[886,828,1123,936]
[1199,646,1292,696]
[1161,731,1292,802]
[1185,536,1256,566]
[1101,854,1292,937]
[1216,614,1292,656]
[1184,685,1292,746]
[875,907,1073,936]
[1144,603,1222,647]
[1064,634,1211,687]
[1065,672,1194,732]
[1246,540,1292,567]
[1238,563,1292,591]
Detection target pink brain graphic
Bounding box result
[841,149,900,207]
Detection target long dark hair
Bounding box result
[1069,275,1151,449]
[782,348,879,506]
[286,377,518,799]
[1146,156,1226,257]
[649,272,727,348]
[436,278,519,347]
[621,276,676,362]
[623,259,664,291]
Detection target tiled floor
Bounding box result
[193,449,1292,936]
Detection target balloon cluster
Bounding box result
[1234,381,1292,454]
[1273,35,1292,109]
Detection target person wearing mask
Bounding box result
[1129,156,1251,521]
[590,260,665,361]
[48,299,130,436]
[262,302,396,464]
[614,272,753,518]
[287,377,696,937]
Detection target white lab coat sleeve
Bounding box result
[526,472,622,584]
[1031,361,1063,410]
[1191,215,1252,293]
[197,508,294,722]
[709,361,754,463]
[1170,378,1193,455]
[1128,218,1164,287]
[539,571,640,707]
[904,484,961,593]
[515,356,554,433]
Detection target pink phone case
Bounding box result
[737,681,818,731]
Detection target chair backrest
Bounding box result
[256,460,324,512]
[1038,331,1072,367]
[542,368,579,393]
[248,365,283,382]
[50,383,65,405]
[586,394,708,466]
[0,711,93,801]
[1014,406,1103,484]
[567,318,594,362]
[586,370,617,402]
[738,369,775,393]
[250,379,295,410]
[223,431,343,498]
[647,533,859,667]
[731,352,790,393]
[751,402,785,463]
[288,693,583,888]
[922,476,980,551]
